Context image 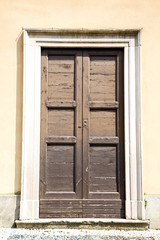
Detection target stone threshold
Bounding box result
[16,218,150,230]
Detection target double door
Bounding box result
[40,48,125,218]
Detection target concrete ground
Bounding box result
[0,228,160,240]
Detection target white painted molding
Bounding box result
[20,29,144,220]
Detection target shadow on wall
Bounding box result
[12,195,20,228]
[14,30,23,220]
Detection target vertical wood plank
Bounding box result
[40,49,48,199]
[75,50,83,199]
[82,51,90,199]
[116,53,120,194]
[118,50,125,200]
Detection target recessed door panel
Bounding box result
[48,55,75,101]
[90,110,117,137]
[90,56,116,101]
[46,145,75,192]
[89,145,117,193]
[47,109,75,136]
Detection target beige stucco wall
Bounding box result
[0,0,160,195]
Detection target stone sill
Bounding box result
[16,218,149,230]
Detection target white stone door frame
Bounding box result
[20,29,144,220]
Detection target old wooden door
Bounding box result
[40,48,125,218]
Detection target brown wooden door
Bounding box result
[40,48,125,218]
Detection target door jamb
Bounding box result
[20,29,144,220]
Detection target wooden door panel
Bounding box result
[46,145,75,192]
[90,56,116,101]
[40,49,83,218]
[40,200,82,218]
[82,49,125,217]
[47,109,75,136]
[90,110,116,136]
[89,146,117,192]
[48,55,74,101]
[83,200,125,218]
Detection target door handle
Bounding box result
[83,119,88,127]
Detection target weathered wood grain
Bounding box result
[82,51,90,199]
[40,48,125,218]
[40,49,83,218]
[90,110,116,137]
[48,109,74,136]
[48,55,74,73]
[89,136,119,144]
[40,49,48,200]
[48,55,75,100]
[82,200,125,218]
[89,146,117,192]
[46,136,77,144]
[82,49,125,216]
[46,100,76,108]
[46,145,74,192]
[48,73,74,101]
[89,101,119,109]
[40,200,83,218]
[90,56,116,101]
